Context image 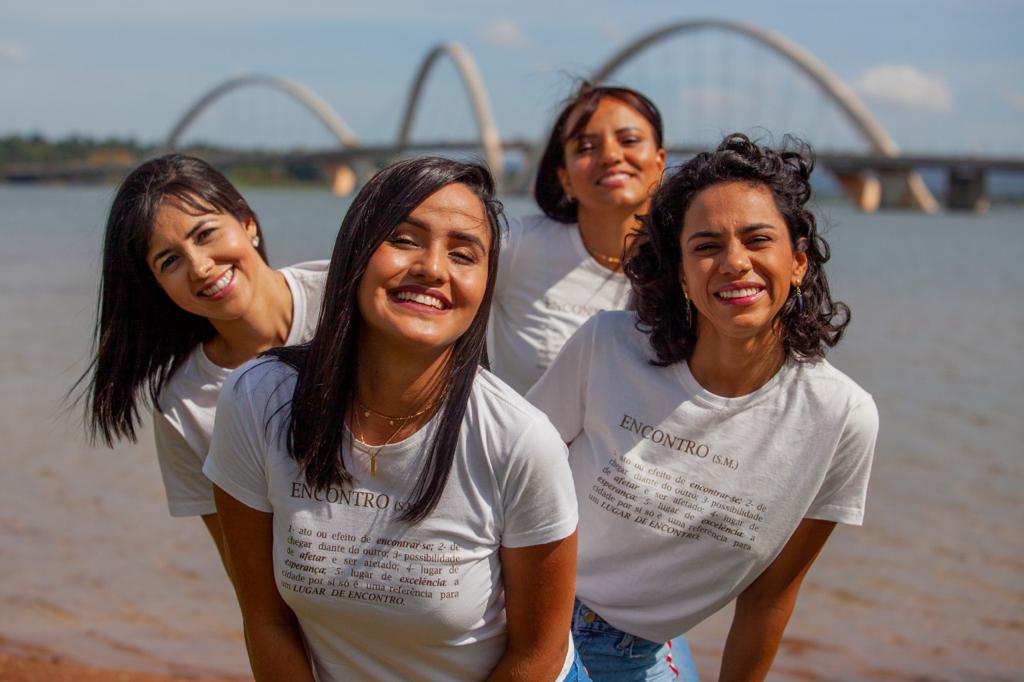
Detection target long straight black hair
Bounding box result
[266,157,503,524]
[74,154,267,446]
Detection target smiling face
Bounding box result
[556,96,666,216]
[356,183,491,356]
[146,198,264,320]
[679,181,808,348]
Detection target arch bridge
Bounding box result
[138,23,1011,211]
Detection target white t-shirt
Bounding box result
[154,260,328,517]
[489,214,631,395]
[527,311,878,643]
[203,360,579,682]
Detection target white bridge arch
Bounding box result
[165,74,360,150]
[396,41,504,187]
[591,18,938,211]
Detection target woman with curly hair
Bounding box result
[528,134,878,681]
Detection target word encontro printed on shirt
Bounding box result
[279,485,464,606]
[588,449,770,553]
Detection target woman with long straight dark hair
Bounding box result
[75,154,327,570]
[488,82,666,395]
[204,157,582,681]
[529,134,878,681]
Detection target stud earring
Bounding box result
[251,235,261,248]
[683,289,693,328]
[795,282,804,314]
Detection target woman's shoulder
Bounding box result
[469,370,564,440]
[581,309,649,351]
[790,359,876,416]
[280,260,329,289]
[506,213,574,245]
[156,343,226,413]
[224,356,299,407]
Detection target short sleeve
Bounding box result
[525,314,597,443]
[202,366,275,513]
[805,395,879,526]
[153,410,216,517]
[493,215,523,299]
[499,419,578,548]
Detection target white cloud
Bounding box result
[477,18,529,49]
[1003,88,1024,113]
[854,64,952,113]
[0,41,28,64]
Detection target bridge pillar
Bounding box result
[834,171,882,212]
[876,171,940,212]
[325,163,357,197]
[947,167,989,213]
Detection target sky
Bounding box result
[2,0,1022,156]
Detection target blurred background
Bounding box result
[1,1,1021,680]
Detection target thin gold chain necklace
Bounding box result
[353,392,446,477]
[579,229,623,269]
[354,410,414,478]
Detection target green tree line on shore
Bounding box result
[0,134,329,187]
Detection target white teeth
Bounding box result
[394,291,445,309]
[717,287,760,299]
[200,268,233,297]
[599,172,630,184]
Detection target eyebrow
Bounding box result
[685,223,777,243]
[572,126,644,141]
[400,217,488,251]
[150,218,212,266]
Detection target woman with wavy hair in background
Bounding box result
[75,154,327,572]
[204,157,583,681]
[528,134,878,681]
[488,82,666,395]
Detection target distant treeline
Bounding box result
[0,134,330,187]
[0,134,155,165]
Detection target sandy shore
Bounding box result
[0,637,249,682]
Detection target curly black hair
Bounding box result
[625,133,849,366]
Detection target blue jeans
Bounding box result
[572,599,699,682]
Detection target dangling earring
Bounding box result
[795,282,804,314]
[251,235,261,248]
[683,289,693,328]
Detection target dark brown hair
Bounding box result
[535,82,664,223]
[626,133,849,366]
[265,156,503,524]
[75,154,266,446]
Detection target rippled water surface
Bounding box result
[0,185,1020,680]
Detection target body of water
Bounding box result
[0,185,1020,680]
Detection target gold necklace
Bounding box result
[353,391,447,477]
[356,395,440,427]
[354,411,414,478]
[580,233,623,269]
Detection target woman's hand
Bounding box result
[488,532,578,681]
[214,486,315,682]
[719,518,836,682]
